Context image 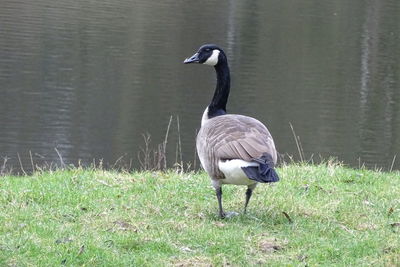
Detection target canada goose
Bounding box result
[183,44,279,218]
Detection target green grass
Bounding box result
[0,162,399,266]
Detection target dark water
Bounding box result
[1,0,399,173]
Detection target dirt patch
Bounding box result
[357,223,377,230]
[258,237,285,253]
[112,220,138,232]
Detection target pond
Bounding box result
[1,0,399,173]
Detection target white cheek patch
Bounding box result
[204,50,220,66]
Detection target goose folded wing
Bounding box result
[214,130,276,163]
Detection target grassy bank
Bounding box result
[0,163,399,266]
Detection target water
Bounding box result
[1,0,399,173]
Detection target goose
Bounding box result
[183,44,279,218]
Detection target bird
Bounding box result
[183,44,279,218]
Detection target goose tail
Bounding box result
[241,153,279,183]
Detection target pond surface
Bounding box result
[1,0,399,173]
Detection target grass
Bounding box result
[0,162,399,266]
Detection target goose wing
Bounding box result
[205,115,277,165]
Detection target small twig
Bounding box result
[17,153,27,176]
[282,211,293,223]
[54,148,66,168]
[389,154,396,172]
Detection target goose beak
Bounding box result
[183,52,200,64]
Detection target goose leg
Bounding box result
[215,187,225,218]
[244,184,257,213]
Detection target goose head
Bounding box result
[183,44,225,66]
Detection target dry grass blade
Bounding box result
[112,154,126,170]
[29,150,35,173]
[163,115,173,170]
[193,129,198,170]
[137,115,194,171]
[1,157,9,176]
[137,118,172,171]
[176,115,183,173]
[138,133,152,171]
[17,153,27,176]
[389,154,396,172]
[289,122,304,162]
[54,148,66,168]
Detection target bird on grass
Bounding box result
[183,44,279,218]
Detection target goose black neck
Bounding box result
[208,58,230,118]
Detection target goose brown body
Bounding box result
[197,114,277,181]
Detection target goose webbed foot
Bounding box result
[216,187,241,218]
[219,211,240,219]
[225,211,239,218]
